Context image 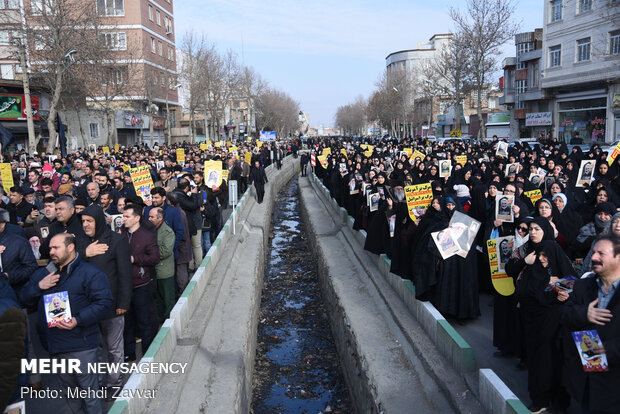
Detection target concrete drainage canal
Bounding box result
[251,177,353,414]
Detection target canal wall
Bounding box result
[300,172,529,414]
[108,156,300,414]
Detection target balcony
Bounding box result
[502,57,517,69]
[518,89,543,101]
[515,69,528,81]
[499,90,515,105]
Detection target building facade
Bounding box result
[542,0,620,143]
[0,0,179,150]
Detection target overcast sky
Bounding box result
[174,0,543,127]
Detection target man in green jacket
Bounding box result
[148,207,176,322]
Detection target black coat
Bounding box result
[561,276,620,413]
[39,212,86,260]
[0,228,37,302]
[172,189,201,236]
[249,166,268,187]
[6,200,33,225]
[77,204,132,317]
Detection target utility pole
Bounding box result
[166,83,181,145]
[15,39,36,154]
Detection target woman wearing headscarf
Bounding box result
[571,201,615,261]
[550,193,582,243]
[363,172,391,255]
[505,217,573,412]
[386,183,415,279]
[534,198,567,248]
[430,196,481,321]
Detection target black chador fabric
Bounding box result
[409,202,443,300]
[363,183,390,255]
[429,198,481,320]
[387,199,413,279]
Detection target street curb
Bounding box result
[107,158,298,414]
[308,171,525,413]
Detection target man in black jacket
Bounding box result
[562,235,620,413]
[79,204,132,390]
[249,160,269,204]
[6,187,33,227]
[40,196,86,259]
[0,208,38,300]
[172,178,202,270]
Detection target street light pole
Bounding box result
[14,39,36,154]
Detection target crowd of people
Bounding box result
[312,135,619,414]
[0,138,298,413]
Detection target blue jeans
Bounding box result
[201,230,211,255]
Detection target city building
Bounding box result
[541,0,620,143]
[0,0,179,150]
[499,29,551,140]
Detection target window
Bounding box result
[516,80,528,94]
[96,0,124,16]
[164,16,173,34]
[158,41,163,56]
[549,45,561,67]
[156,10,161,25]
[99,32,126,50]
[610,31,620,56]
[1,0,19,8]
[148,4,153,21]
[551,0,562,22]
[0,31,9,45]
[1,64,14,80]
[151,37,156,53]
[30,0,42,14]
[102,67,126,85]
[160,72,164,87]
[577,37,591,62]
[89,123,99,140]
[578,0,592,12]
[517,42,533,55]
[530,62,540,88]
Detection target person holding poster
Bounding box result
[504,218,575,412]
[576,160,596,187]
[496,195,515,222]
[560,236,620,413]
[364,172,391,255]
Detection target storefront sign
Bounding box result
[152,116,166,130]
[487,112,511,124]
[525,112,552,126]
[0,94,40,120]
[121,112,146,129]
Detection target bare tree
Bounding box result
[255,87,300,138]
[450,0,519,139]
[238,66,267,137]
[367,71,399,135]
[335,96,367,136]
[424,32,472,133]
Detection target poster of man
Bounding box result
[43,291,72,327]
[368,192,379,212]
[349,179,358,195]
[576,160,596,187]
[496,236,514,272]
[431,229,460,260]
[439,160,451,178]
[529,173,543,188]
[495,141,509,158]
[505,163,519,178]
[206,169,222,188]
[495,195,515,222]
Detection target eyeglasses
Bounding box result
[517,226,528,232]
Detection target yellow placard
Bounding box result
[129,165,154,201]
[410,150,425,162]
[215,142,221,148]
[114,144,119,153]
[230,147,239,158]
[206,140,212,147]
[340,149,347,157]
[200,143,208,151]
[103,146,110,156]
[121,164,130,172]
[360,144,369,150]
[404,183,433,221]
[245,152,252,164]
[257,141,263,148]
[402,148,412,157]
[0,163,14,194]
[609,141,620,165]
[487,238,515,296]
[317,154,328,169]
[524,189,542,204]
[176,148,185,164]
[364,150,373,158]
[456,155,467,166]
[322,148,331,156]
[222,170,229,181]
[204,160,223,188]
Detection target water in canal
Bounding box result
[251,177,352,414]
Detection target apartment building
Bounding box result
[542,0,620,143]
[0,0,178,149]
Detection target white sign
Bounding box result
[228,180,238,206]
[525,112,552,127]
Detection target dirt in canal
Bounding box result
[251,178,353,414]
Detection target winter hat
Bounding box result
[42,163,53,175]
[595,202,616,216]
